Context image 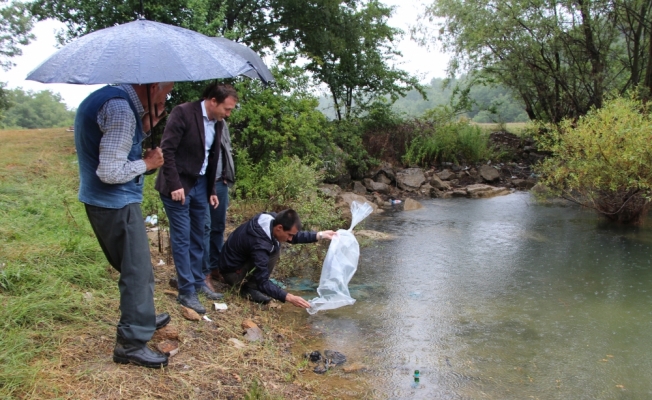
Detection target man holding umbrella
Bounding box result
[75,82,174,368]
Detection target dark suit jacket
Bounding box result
[155,100,223,199]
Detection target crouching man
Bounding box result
[219,209,336,307]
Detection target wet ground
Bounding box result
[288,193,652,399]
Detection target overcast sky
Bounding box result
[3,0,449,109]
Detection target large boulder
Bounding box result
[403,198,423,211]
[335,192,378,223]
[437,169,455,181]
[396,168,426,191]
[478,165,500,182]
[352,181,367,194]
[375,162,396,182]
[364,178,390,194]
[317,184,342,198]
[466,184,510,198]
[375,173,392,185]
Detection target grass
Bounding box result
[0,129,358,399]
[473,122,530,136]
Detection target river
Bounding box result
[288,192,652,399]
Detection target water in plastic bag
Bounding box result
[307,201,374,314]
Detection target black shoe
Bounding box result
[177,292,206,314]
[113,337,168,369]
[241,287,272,304]
[155,313,171,330]
[198,285,224,300]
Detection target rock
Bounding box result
[324,350,347,365]
[156,340,179,357]
[430,187,443,198]
[335,192,378,213]
[354,230,393,240]
[439,191,453,199]
[437,169,455,181]
[418,183,432,196]
[317,184,342,198]
[163,289,178,297]
[430,174,451,190]
[479,165,500,182]
[307,351,322,362]
[343,362,368,373]
[242,319,259,330]
[228,338,247,349]
[363,178,390,194]
[181,306,201,321]
[375,173,392,185]
[466,184,511,198]
[512,178,536,190]
[373,162,396,182]
[403,198,423,211]
[396,168,426,191]
[152,324,179,341]
[244,327,265,342]
[452,189,468,198]
[313,365,327,374]
[352,181,367,195]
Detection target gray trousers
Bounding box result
[85,203,155,346]
[222,250,281,290]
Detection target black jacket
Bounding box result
[219,212,317,301]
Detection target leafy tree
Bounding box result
[535,95,652,224]
[416,0,630,123]
[1,88,75,129]
[1,1,35,121]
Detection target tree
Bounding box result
[417,0,631,123]
[31,0,421,117]
[0,1,35,121]
[1,88,75,129]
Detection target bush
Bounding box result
[402,112,491,166]
[536,96,652,224]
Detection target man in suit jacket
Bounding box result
[155,83,238,314]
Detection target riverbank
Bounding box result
[0,128,358,399]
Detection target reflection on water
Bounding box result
[289,193,652,399]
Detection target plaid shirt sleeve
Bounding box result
[96,98,147,184]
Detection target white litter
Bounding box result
[202,315,213,322]
[213,303,228,311]
[307,201,373,315]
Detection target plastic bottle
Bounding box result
[411,370,420,388]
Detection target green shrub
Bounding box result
[536,95,652,223]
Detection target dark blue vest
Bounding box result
[75,86,145,208]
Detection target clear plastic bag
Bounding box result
[307,201,374,314]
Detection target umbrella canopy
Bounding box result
[210,37,276,84]
[26,19,253,85]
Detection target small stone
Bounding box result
[242,319,259,330]
[343,362,367,373]
[324,350,347,365]
[163,290,178,297]
[181,306,201,321]
[156,340,179,357]
[152,324,179,341]
[479,165,500,182]
[313,365,327,374]
[228,338,247,349]
[307,351,322,362]
[244,327,265,342]
[437,169,455,181]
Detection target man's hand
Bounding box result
[317,230,337,240]
[171,188,185,205]
[143,147,164,171]
[209,195,219,209]
[285,293,311,308]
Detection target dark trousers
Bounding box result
[202,180,229,276]
[161,175,208,295]
[85,203,155,346]
[222,250,281,290]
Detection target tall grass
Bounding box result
[0,129,116,397]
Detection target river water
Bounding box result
[288,192,652,399]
